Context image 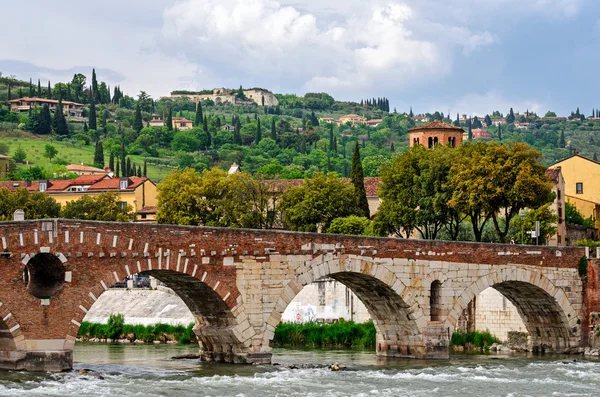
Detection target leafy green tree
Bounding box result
[545,111,557,117]
[61,192,135,221]
[133,103,143,133]
[484,114,492,127]
[511,203,558,245]
[0,188,60,221]
[71,73,86,103]
[565,202,595,228]
[279,173,362,232]
[44,144,58,163]
[362,155,390,177]
[472,116,482,129]
[559,129,566,148]
[137,91,153,113]
[0,142,9,155]
[109,151,115,172]
[13,146,27,163]
[327,215,372,235]
[171,130,202,152]
[351,142,370,218]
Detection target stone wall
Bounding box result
[474,288,526,341]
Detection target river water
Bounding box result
[0,344,599,396]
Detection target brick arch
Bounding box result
[66,258,252,363]
[0,299,24,353]
[262,256,426,358]
[446,268,580,352]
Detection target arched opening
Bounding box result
[430,280,442,321]
[454,281,575,352]
[274,269,424,359]
[0,318,16,353]
[76,270,247,363]
[24,253,66,298]
[433,136,439,146]
[428,136,433,148]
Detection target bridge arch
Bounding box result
[67,258,253,363]
[446,268,581,352]
[263,256,427,358]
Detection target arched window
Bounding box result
[430,280,442,321]
[433,137,439,146]
[428,137,433,148]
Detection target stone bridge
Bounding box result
[0,219,596,371]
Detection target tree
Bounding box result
[109,151,115,172]
[36,104,52,135]
[472,116,482,129]
[506,108,515,124]
[255,117,262,144]
[351,142,370,218]
[133,103,143,133]
[44,144,58,163]
[195,101,203,126]
[137,91,153,112]
[565,202,595,228]
[94,141,105,168]
[0,188,60,221]
[233,119,242,144]
[166,107,173,131]
[545,111,557,117]
[13,146,27,163]
[143,160,147,177]
[513,204,558,245]
[37,79,41,98]
[484,114,492,127]
[91,68,100,104]
[327,215,372,235]
[120,142,126,177]
[47,81,51,99]
[88,93,97,130]
[468,121,473,141]
[61,192,135,221]
[279,173,362,232]
[497,124,502,141]
[52,99,68,135]
[0,142,9,156]
[71,73,86,103]
[559,129,566,148]
[271,118,277,140]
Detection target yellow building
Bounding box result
[26,174,158,221]
[0,155,10,179]
[172,117,193,130]
[8,98,84,117]
[338,114,367,127]
[552,153,600,229]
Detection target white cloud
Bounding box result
[444,91,545,118]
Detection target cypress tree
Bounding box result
[36,105,52,134]
[37,79,41,98]
[326,150,331,174]
[271,118,276,140]
[166,107,173,131]
[94,141,105,168]
[195,101,203,126]
[468,121,473,141]
[594,152,598,162]
[47,81,51,99]
[7,84,11,101]
[498,124,502,141]
[133,103,143,133]
[29,78,33,97]
[143,160,147,177]
[89,93,97,130]
[351,142,370,218]
[109,151,115,172]
[126,157,131,178]
[137,165,142,177]
[107,85,111,103]
[53,99,69,135]
[99,104,106,129]
[233,119,242,145]
[116,160,120,178]
[329,124,334,150]
[203,115,208,133]
[120,142,126,177]
[92,68,100,104]
[255,117,262,143]
[391,142,395,152]
[559,129,566,148]
[83,121,88,132]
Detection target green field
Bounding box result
[0,134,173,181]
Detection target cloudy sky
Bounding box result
[2,0,598,116]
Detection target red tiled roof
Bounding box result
[137,206,157,214]
[0,181,30,191]
[172,117,193,123]
[409,120,464,132]
[46,180,74,191]
[66,164,107,173]
[87,176,149,191]
[8,97,83,106]
[71,174,107,184]
[545,167,561,183]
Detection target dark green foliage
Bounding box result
[271,118,277,140]
[565,202,595,227]
[109,152,115,172]
[166,107,173,131]
[506,107,515,124]
[92,68,100,104]
[450,330,500,351]
[351,142,370,218]
[36,105,52,135]
[94,141,105,168]
[78,319,195,344]
[579,255,589,279]
[133,103,143,133]
[255,117,262,143]
[52,99,69,135]
[143,160,147,177]
[195,101,203,126]
[106,313,124,340]
[273,321,376,348]
[89,94,97,130]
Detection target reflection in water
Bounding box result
[0,343,598,396]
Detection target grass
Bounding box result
[273,320,376,348]
[0,133,173,181]
[450,330,500,352]
[78,318,195,344]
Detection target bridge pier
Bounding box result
[0,350,72,372]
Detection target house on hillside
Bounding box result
[338,114,367,127]
[221,124,235,132]
[472,129,492,139]
[149,114,164,127]
[172,117,193,131]
[8,97,84,117]
[66,164,109,176]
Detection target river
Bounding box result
[0,344,599,396]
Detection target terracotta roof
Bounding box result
[137,206,157,214]
[46,180,74,191]
[71,174,107,184]
[409,120,464,132]
[66,164,108,173]
[0,181,30,191]
[87,176,149,191]
[545,167,561,183]
[8,97,83,106]
[172,117,193,123]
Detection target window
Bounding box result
[119,201,128,211]
[120,180,128,190]
[430,280,442,321]
[576,182,583,194]
[39,182,47,192]
[558,235,562,244]
[558,207,563,223]
[557,189,561,200]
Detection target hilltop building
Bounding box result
[172,117,193,130]
[170,88,279,107]
[66,164,109,176]
[8,97,84,117]
[409,120,464,148]
[318,114,382,127]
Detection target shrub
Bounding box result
[106,313,125,340]
[273,320,376,348]
[579,255,589,280]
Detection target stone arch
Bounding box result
[446,268,580,352]
[0,300,24,354]
[263,256,426,358]
[67,258,252,363]
[421,271,449,322]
